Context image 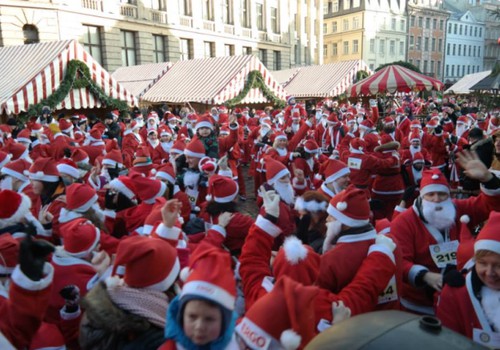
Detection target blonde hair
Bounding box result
[475,249,500,259]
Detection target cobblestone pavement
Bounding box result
[236,166,259,218]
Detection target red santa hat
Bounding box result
[474,211,500,255]
[16,128,32,144]
[322,159,350,184]
[456,115,468,125]
[61,218,100,258]
[206,174,239,203]
[1,159,30,182]
[187,113,198,123]
[0,190,32,229]
[287,95,296,104]
[102,149,124,169]
[349,138,366,152]
[171,139,186,155]
[105,139,120,153]
[426,119,438,129]
[180,243,236,311]
[359,119,374,130]
[184,139,206,159]
[0,233,20,274]
[383,117,395,125]
[66,183,98,213]
[456,215,475,270]
[0,151,11,168]
[219,125,230,135]
[71,149,90,165]
[409,130,421,143]
[56,158,80,179]
[303,139,319,154]
[154,162,176,184]
[419,169,449,197]
[235,276,317,350]
[198,156,217,174]
[130,173,166,204]
[7,142,29,161]
[413,152,425,164]
[195,116,214,132]
[327,187,370,227]
[273,131,287,142]
[375,218,391,235]
[147,127,158,136]
[159,126,172,137]
[58,118,73,133]
[112,235,180,291]
[29,122,44,133]
[28,157,60,182]
[265,158,290,185]
[273,235,320,285]
[88,128,102,141]
[109,176,138,201]
[128,120,141,131]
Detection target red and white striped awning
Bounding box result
[347,65,444,97]
[112,62,172,98]
[0,40,137,115]
[272,60,371,98]
[141,55,286,105]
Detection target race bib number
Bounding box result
[378,275,398,304]
[348,157,362,170]
[429,240,459,268]
[473,328,500,348]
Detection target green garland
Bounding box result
[23,59,129,120]
[225,70,286,108]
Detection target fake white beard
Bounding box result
[135,119,145,128]
[315,112,323,121]
[148,138,160,148]
[323,220,343,253]
[184,170,201,188]
[0,176,13,191]
[291,123,300,133]
[169,122,177,130]
[278,116,285,125]
[359,129,366,138]
[357,117,364,124]
[412,167,423,183]
[456,125,467,138]
[480,286,500,332]
[422,198,456,231]
[161,141,173,152]
[410,145,421,157]
[274,180,295,206]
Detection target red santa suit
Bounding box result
[51,133,74,160]
[152,142,172,164]
[397,114,411,137]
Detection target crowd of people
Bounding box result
[0,94,499,350]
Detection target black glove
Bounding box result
[403,185,417,202]
[443,268,465,288]
[19,235,55,281]
[450,135,458,145]
[59,285,81,313]
[435,125,443,135]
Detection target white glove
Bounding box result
[260,186,280,218]
[375,234,396,252]
[332,301,351,324]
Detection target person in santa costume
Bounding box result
[121,120,144,168]
[192,115,239,159]
[293,191,330,253]
[316,158,350,200]
[317,186,401,311]
[153,126,174,164]
[283,96,307,123]
[80,235,180,349]
[160,242,239,350]
[56,158,81,187]
[197,175,254,256]
[80,128,106,166]
[391,151,500,315]
[436,211,500,348]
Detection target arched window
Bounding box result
[23,24,39,45]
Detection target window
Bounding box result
[431,38,436,51]
[462,65,465,76]
[468,45,471,56]
[451,65,455,76]
[323,23,327,34]
[203,0,213,20]
[241,0,250,27]
[343,41,349,55]
[464,25,467,36]
[478,47,481,56]
[222,0,233,24]
[353,0,360,7]
[416,37,421,50]
[273,51,281,70]
[224,44,234,56]
[440,20,444,30]
[259,49,267,66]
[243,46,252,55]
[270,7,279,33]
[295,45,300,64]
[400,19,405,31]
[323,3,329,14]
[256,4,264,30]
[353,39,359,53]
[82,25,102,64]
[474,27,478,36]
[453,44,456,55]
[369,63,375,70]
[472,66,475,73]
[353,17,359,29]
[438,39,442,51]
[343,19,349,31]
[389,40,395,55]
[425,17,430,29]
[379,39,385,54]
[446,65,449,77]
[23,24,39,45]
[433,18,437,29]
[473,46,476,57]
[323,44,328,56]
[153,35,166,63]
[447,43,450,55]
[409,59,413,65]
[454,24,457,34]
[343,0,350,10]
[204,41,215,58]
[332,0,339,12]
[430,60,434,74]
[180,0,191,16]
[391,18,396,30]
[180,38,193,60]
[370,39,375,53]
[410,36,414,49]
[333,43,338,55]
[459,25,462,35]
[120,30,136,66]
[153,0,167,10]
[479,28,482,37]
[448,23,452,33]
[410,15,415,27]
[416,60,420,69]
[423,60,428,73]
[424,37,429,51]
[399,41,404,55]
[437,61,441,76]
[418,17,423,27]
[458,44,461,55]
[332,22,338,32]
[467,66,471,74]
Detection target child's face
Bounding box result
[183,299,222,346]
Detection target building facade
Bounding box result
[0,0,324,72]
[323,0,406,71]
[406,0,449,80]
[442,5,485,84]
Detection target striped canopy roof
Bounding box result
[0,40,137,115]
[445,70,491,94]
[141,55,286,105]
[347,65,444,97]
[112,62,172,98]
[273,60,371,98]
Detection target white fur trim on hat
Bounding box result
[143,181,167,204]
[195,121,214,132]
[29,170,59,182]
[57,163,80,179]
[280,329,301,350]
[73,194,99,213]
[327,203,369,228]
[102,158,124,169]
[156,171,175,185]
[475,240,500,255]
[109,178,136,200]
[282,236,308,265]
[275,134,287,141]
[0,154,12,168]
[2,193,31,228]
[179,267,191,282]
[214,183,239,203]
[184,149,206,159]
[181,280,235,311]
[419,184,449,197]
[268,168,290,185]
[325,167,350,184]
[235,317,274,350]
[1,167,28,182]
[294,197,327,212]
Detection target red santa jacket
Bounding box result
[80,143,105,166]
[371,151,405,197]
[390,191,500,314]
[397,116,411,137]
[20,182,41,218]
[152,143,171,164]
